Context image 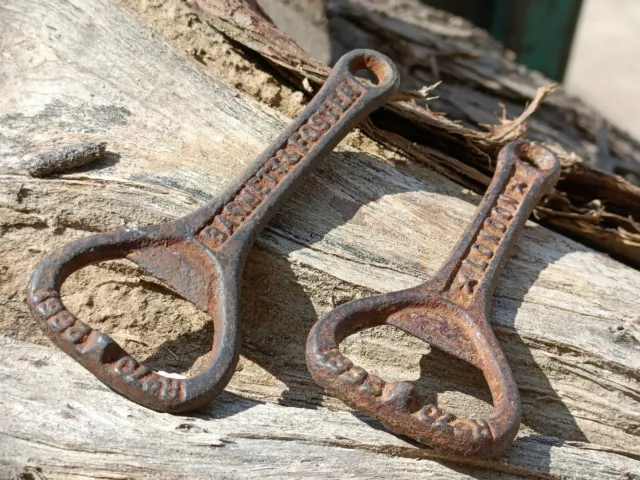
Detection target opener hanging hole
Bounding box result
[515,143,557,171]
[354,69,379,86]
[349,55,390,87]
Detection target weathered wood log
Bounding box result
[1,0,639,478]
[153,0,640,268]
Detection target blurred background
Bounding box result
[421,0,640,142]
[565,0,640,142]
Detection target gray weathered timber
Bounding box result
[2,335,639,480]
[0,0,639,478]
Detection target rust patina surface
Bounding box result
[307,141,560,457]
[26,49,400,413]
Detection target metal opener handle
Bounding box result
[27,49,400,412]
[307,142,560,457]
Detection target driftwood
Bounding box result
[1,0,639,478]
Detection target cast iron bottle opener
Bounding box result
[307,141,560,457]
[27,49,400,412]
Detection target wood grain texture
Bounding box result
[0,0,639,478]
[2,335,639,480]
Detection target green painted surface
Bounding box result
[491,0,583,81]
[422,0,583,81]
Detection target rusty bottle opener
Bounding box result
[307,142,560,457]
[27,50,400,412]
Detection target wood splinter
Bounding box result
[26,142,107,178]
